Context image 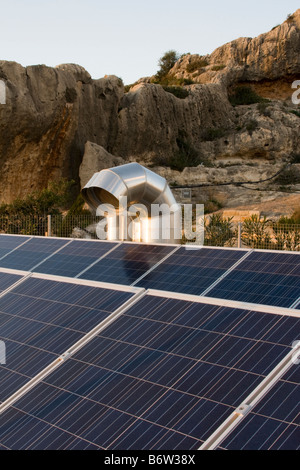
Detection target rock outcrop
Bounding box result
[170,9,300,90]
[0,63,123,202]
[79,142,125,188]
[0,9,299,210]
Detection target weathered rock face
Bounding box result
[170,9,300,90]
[114,82,235,162]
[0,9,299,208]
[79,142,125,188]
[0,62,124,202]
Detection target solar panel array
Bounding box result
[0,234,299,450]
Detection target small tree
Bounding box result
[155,50,180,82]
[242,215,271,249]
[272,216,300,251]
[205,214,235,247]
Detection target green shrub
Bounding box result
[257,102,271,117]
[204,214,235,247]
[152,75,193,87]
[155,50,180,82]
[169,137,202,171]
[211,64,226,71]
[286,13,295,22]
[186,58,209,73]
[245,119,259,135]
[162,86,189,99]
[153,131,208,171]
[229,86,267,106]
[242,215,271,249]
[0,179,75,217]
[273,218,300,251]
[290,110,300,118]
[124,84,134,93]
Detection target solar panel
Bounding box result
[208,251,300,308]
[0,272,24,294]
[0,276,134,403]
[0,237,70,271]
[1,293,297,450]
[0,235,31,259]
[33,239,118,278]
[78,243,175,285]
[136,247,246,295]
[218,363,300,450]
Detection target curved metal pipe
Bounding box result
[82,162,181,243]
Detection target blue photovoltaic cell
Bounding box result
[218,363,300,450]
[0,272,23,293]
[34,239,118,278]
[136,247,245,295]
[1,294,298,450]
[0,237,70,271]
[208,251,300,308]
[0,235,30,259]
[0,277,133,403]
[79,243,174,285]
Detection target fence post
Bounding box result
[238,222,242,248]
[47,215,52,237]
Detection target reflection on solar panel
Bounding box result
[0,272,23,294]
[0,238,70,271]
[136,247,246,295]
[79,243,175,285]
[218,364,300,450]
[0,293,297,450]
[34,239,118,278]
[208,251,300,308]
[0,276,134,403]
[0,235,30,259]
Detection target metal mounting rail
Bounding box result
[29,239,73,271]
[75,242,121,278]
[199,342,300,450]
[0,286,146,416]
[0,236,33,261]
[0,269,33,300]
[201,249,254,297]
[290,296,300,309]
[131,245,181,287]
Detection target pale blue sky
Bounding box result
[0,0,299,84]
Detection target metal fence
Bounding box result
[0,214,300,251]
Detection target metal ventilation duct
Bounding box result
[82,162,181,244]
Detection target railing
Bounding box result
[0,214,299,251]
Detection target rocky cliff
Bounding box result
[0,9,299,211]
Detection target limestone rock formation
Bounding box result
[114,82,235,162]
[0,9,299,214]
[79,142,124,187]
[0,63,124,202]
[171,9,300,91]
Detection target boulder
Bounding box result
[79,142,125,187]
